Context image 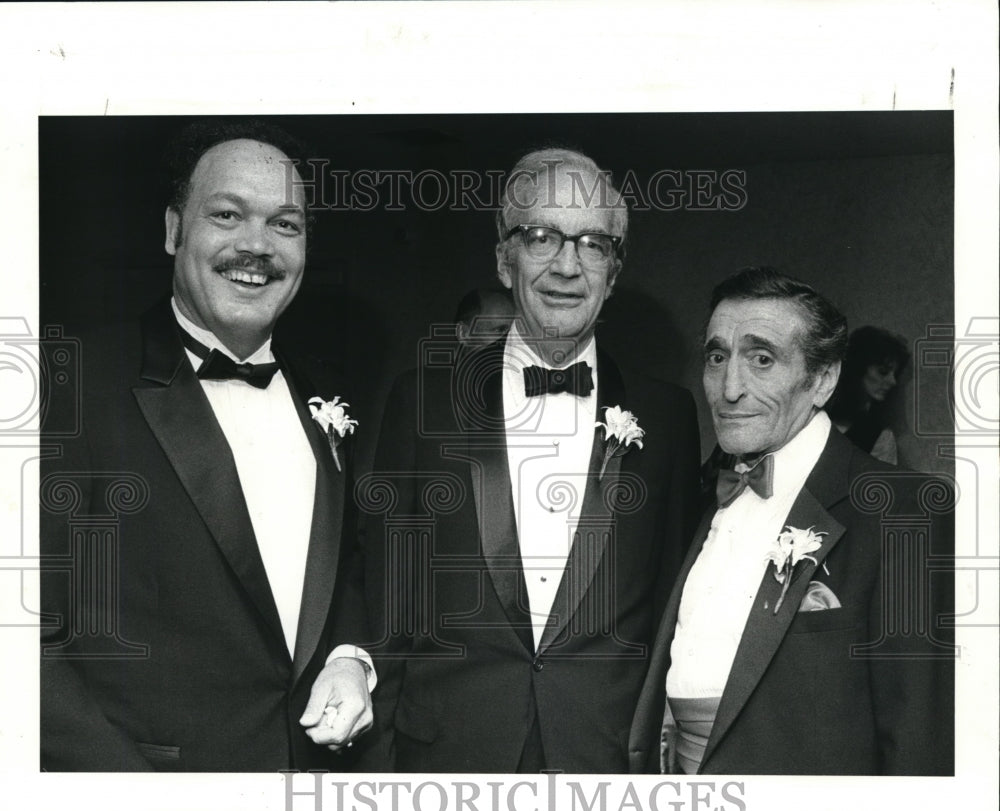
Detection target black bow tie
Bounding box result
[716,454,774,508]
[179,329,280,389]
[523,361,594,397]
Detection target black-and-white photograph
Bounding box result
[2,3,996,811]
[37,111,957,774]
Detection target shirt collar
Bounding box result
[766,410,832,499]
[171,297,275,365]
[503,321,597,374]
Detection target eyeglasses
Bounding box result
[504,224,621,270]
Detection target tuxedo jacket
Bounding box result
[628,428,955,775]
[359,337,701,773]
[39,299,369,771]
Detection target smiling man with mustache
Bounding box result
[41,120,374,771]
[362,149,701,773]
[165,136,303,359]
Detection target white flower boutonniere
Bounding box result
[308,396,358,473]
[595,405,645,480]
[765,525,826,614]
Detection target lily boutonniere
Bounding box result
[595,406,645,480]
[765,525,826,614]
[308,396,358,473]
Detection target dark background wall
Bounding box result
[39,113,954,474]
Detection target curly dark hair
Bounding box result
[826,326,910,422]
[708,266,849,377]
[164,118,316,236]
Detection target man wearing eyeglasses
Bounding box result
[361,149,701,773]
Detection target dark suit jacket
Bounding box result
[40,299,369,771]
[628,427,955,775]
[358,337,701,773]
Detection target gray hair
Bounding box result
[495,148,629,246]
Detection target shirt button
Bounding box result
[540,576,547,583]
[532,657,544,672]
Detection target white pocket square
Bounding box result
[798,580,842,612]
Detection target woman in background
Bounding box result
[826,326,910,465]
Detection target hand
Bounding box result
[299,658,373,752]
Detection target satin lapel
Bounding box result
[704,435,849,767]
[279,349,345,685]
[465,341,534,653]
[131,302,285,649]
[537,348,625,653]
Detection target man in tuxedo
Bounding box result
[360,149,701,773]
[629,267,954,775]
[40,120,374,771]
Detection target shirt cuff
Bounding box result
[326,645,377,692]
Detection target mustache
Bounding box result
[213,254,286,279]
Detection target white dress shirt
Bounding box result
[172,301,373,686]
[501,324,598,650]
[666,411,832,698]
